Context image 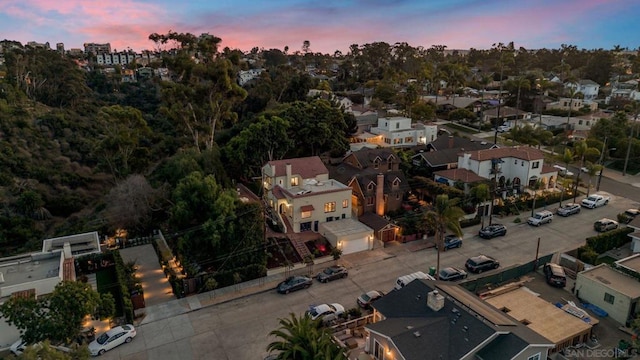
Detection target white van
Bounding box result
[394,271,435,290]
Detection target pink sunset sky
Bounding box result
[1,0,638,53]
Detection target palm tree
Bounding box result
[529,180,543,217]
[267,313,346,360]
[423,195,465,277]
[510,76,531,129]
[470,183,491,228]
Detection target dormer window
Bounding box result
[392,178,400,188]
[367,182,375,191]
[373,159,379,169]
[290,177,299,186]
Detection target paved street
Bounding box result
[99,186,639,360]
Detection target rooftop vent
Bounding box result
[413,331,421,338]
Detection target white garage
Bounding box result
[318,218,374,255]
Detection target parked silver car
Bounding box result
[557,203,581,217]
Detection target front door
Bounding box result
[314,221,319,232]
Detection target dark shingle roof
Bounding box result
[475,334,529,360]
[414,148,462,166]
[428,135,496,152]
[350,148,398,169]
[328,164,410,195]
[434,168,486,183]
[358,212,398,232]
[369,280,553,360]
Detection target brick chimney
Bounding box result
[427,290,444,311]
[376,173,385,216]
[448,135,454,149]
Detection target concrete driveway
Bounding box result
[120,244,175,307]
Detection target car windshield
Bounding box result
[534,214,542,219]
[439,270,452,277]
[323,268,335,275]
[360,293,371,302]
[96,333,109,345]
[587,196,597,201]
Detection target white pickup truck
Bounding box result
[581,194,610,209]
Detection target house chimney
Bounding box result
[285,163,292,189]
[448,135,454,149]
[376,173,385,216]
[427,290,445,312]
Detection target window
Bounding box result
[586,121,590,126]
[532,161,539,169]
[290,177,299,186]
[404,136,414,143]
[604,292,615,304]
[324,202,336,213]
[515,160,518,165]
[342,199,349,208]
[392,178,400,189]
[367,183,375,191]
[396,122,400,129]
[301,211,311,219]
[373,159,379,169]
[578,120,583,125]
[396,193,400,200]
[527,354,541,360]
[366,196,374,206]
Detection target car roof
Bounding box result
[105,325,132,336]
[469,255,494,262]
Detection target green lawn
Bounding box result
[96,268,124,317]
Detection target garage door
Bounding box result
[340,238,368,254]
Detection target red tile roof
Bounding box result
[267,156,328,179]
[541,164,557,175]
[434,168,486,183]
[466,146,545,162]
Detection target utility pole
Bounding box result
[533,237,541,271]
[623,107,639,176]
[493,62,504,145]
[596,137,607,192]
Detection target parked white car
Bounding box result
[306,303,345,322]
[89,324,137,356]
[581,194,610,209]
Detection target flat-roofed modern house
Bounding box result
[575,254,640,326]
[0,232,95,347]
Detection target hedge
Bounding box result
[576,227,634,264]
[112,251,135,323]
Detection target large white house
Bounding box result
[368,117,438,148]
[565,79,600,101]
[0,232,99,348]
[262,157,373,254]
[455,146,557,190]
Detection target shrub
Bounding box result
[585,227,633,254]
[513,217,522,223]
[460,217,481,228]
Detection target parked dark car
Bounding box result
[357,290,385,309]
[543,263,567,288]
[438,267,468,281]
[276,275,312,294]
[316,265,348,283]
[465,255,500,274]
[557,203,581,217]
[478,224,507,239]
[438,235,463,251]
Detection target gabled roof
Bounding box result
[578,79,599,86]
[465,146,545,162]
[369,280,552,360]
[328,164,410,195]
[475,333,528,360]
[358,212,399,232]
[434,168,486,183]
[266,156,328,179]
[413,148,462,166]
[428,135,496,152]
[348,148,399,169]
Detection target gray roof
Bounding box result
[475,333,528,360]
[369,280,495,359]
[358,212,398,232]
[328,165,410,195]
[428,135,496,152]
[349,148,399,169]
[413,148,462,166]
[368,280,552,360]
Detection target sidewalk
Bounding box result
[599,166,640,187]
